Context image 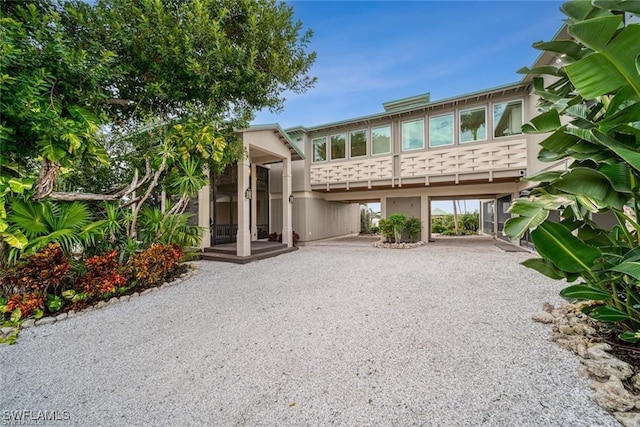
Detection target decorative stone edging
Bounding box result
[533,302,640,427]
[0,265,198,339]
[372,241,426,249]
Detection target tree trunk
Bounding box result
[33,159,60,201]
[129,155,167,239]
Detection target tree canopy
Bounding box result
[0,0,316,250]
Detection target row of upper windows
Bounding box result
[311,100,523,162]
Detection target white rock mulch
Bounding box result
[0,238,618,426]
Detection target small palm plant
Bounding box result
[6,199,105,264]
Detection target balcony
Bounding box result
[310,138,527,191]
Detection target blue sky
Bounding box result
[252,1,565,130]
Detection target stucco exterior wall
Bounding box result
[387,196,422,241]
[270,196,359,242]
[269,160,306,193]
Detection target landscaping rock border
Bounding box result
[0,265,198,340]
[372,240,426,249]
[533,302,640,427]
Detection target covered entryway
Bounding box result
[197,125,304,260]
[210,164,270,245]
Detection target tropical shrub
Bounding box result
[432,213,479,235]
[76,250,128,298]
[360,208,373,234]
[1,243,70,296]
[459,212,479,233]
[387,214,407,244]
[128,244,183,287]
[378,218,394,242]
[504,1,640,343]
[3,291,45,320]
[5,199,105,264]
[276,231,300,245]
[405,217,422,242]
[138,206,203,248]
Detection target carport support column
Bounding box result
[251,163,258,241]
[493,197,499,238]
[237,148,251,256]
[282,157,293,247]
[380,196,387,218]
[421,195,431,243]
[198,169,211,249]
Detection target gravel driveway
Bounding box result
[0,237,618,426]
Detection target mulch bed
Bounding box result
[57,264,190,315]
[599,330,640,371]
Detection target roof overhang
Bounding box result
[235,124,305,164]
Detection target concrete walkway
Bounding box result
[0,238,617,426]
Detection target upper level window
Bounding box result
[372,125,391,155]
[493,100,523,138]
[429,113,454,147]
[350,130,367,158]
[312,137,327,162]
[330,133,346,160]
[402,119,424,151]
[459,107,486,143]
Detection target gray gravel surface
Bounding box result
[0,237,619,426]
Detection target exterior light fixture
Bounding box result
[245,188,252,200]
[289,194,294,203]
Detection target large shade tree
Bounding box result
[1,0,316,246]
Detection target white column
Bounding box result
[237,148,251,256]
[251,163,258,241]
[198,169,211,249]
[282,157,293,247]
[380,196,387,218]
[493,198,499,238]
[421,194,431,243]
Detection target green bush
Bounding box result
[378,219,394,242]
[387,214,407,244]
[431,212,478,235]
[405,217,422,242]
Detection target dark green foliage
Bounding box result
[431,213,479,235]
[405,217,422,242]
[505,1,640,342]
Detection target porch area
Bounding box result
[196,125,304,258]
[201,241,298,264]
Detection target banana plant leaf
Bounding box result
[611,261,640,281]
[531,40,585,60]
[566,22,640,98]
[531,221,601,273]
[598,163,634,193]
[593,0,640,15]
[589,305,632,322]
[560,284,612,301]
[554,167,626,209]
[521,257,566,280]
